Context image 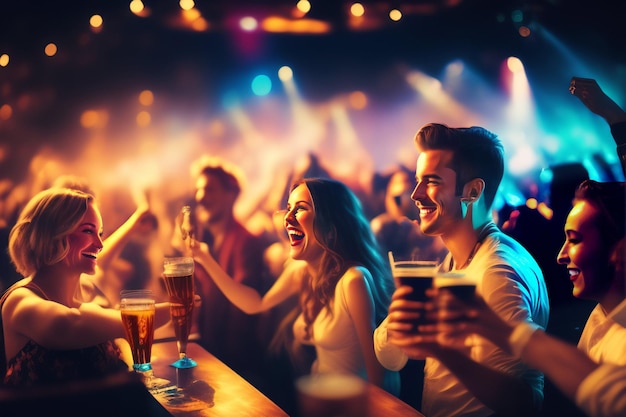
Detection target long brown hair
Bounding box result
[295,178,393,337]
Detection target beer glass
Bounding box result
[388,251,440,333]
[433,271,476,302]
[163,256,197,368]
[388,251,438,303]
[120,289,168,390]
[296,374,369,417]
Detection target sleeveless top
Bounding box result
[293,272,400,396]
[1,280,128,387]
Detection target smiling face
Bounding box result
[557,200,610,300]
[411,149,464,237]
[63,202,104,276]
[195,173,234,222]
[284,183,324,263]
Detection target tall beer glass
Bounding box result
[163,256,197,368]
[120,289,162,388]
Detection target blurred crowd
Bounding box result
[0,75,625,417]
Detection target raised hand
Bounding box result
[569,77,626,125]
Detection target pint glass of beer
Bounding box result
[296,374,369,417]
[163,256,197,368]
[120,289,158,385]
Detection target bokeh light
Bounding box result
[350,3,365,17]
[138,90,154,106]
[251,75,272,96]
[389,9,402,22]
[44,43,57,57]
[0,1,623,246]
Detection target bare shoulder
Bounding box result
[1,284,39,321]
[340,266,371,292]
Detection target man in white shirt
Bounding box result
[374,123,550,417]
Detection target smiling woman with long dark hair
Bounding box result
[190,177,399,395]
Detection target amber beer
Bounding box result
[163,273,194,352]
[163,257,195,359]
[120,291,155,370]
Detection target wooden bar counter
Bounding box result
[150,341,289,417]
[150,341,424,417]
[366,383,425,417]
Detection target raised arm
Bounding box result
[190,239,301,314]
[437,293,600,406]
[98,202,156,271]
[388,279,543,416]
[569,77,626,126]
[570,76,626,176]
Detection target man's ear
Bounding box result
[462,178,485,201]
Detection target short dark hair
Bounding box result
[194,156,243,196]
[574,180,625,247]
[414,123,504,208]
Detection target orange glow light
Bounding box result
[80,110,99,128]
[130,0,144,14]
[262,16,330,34]
[138,90,154,106]
[350,3,365,17]
[389,9,402,21]
[179,0,195,11]
[90,15,103,28]
[525,197,538,210]
[136,111,151,127]
[44,43,58,57]
[0,104,12,120]
[348,91,367,110]
[296,0,311,14]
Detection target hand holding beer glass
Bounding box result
[163,256,197,369]
[432,271,478,349]
[386,252,440,359]
[388,251,439,323]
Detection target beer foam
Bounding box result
[164,266,193,276]
[120,299,154,309]
[163,257,194,275]
[433,272,475,288]
[392,261,437,278]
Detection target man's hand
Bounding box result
[386,286,440,359]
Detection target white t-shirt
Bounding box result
[375,225,550,417]
[576,363,626,417]
[578,304,626,365]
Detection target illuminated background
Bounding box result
[1,0,625,235]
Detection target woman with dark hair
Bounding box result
[418,180,626,417]
[190,177,399,394]
[557,180,626,365]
